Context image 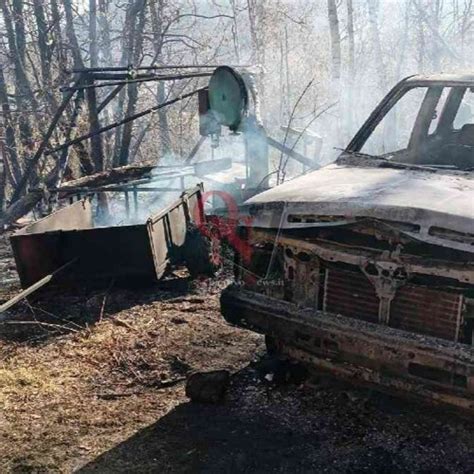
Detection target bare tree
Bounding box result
[345,0,356,137]
[0,0,472,228]
[1,0,36,151]
[63,0,85,69]
[0,65,22,186]
[150,0,171,156]
[117,0,147,166]
[89,0,99,69]
[248,0,267,118]
[367,0,387,90]
[327,0,341,85]
[32,0,53,97]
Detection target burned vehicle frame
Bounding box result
[221,74,474,413]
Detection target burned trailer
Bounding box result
[221,74,474,413]
[9,184,212,291]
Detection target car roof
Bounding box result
[404,73,474,87]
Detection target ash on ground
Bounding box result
[0,255,473,473]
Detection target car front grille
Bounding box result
[323,268,379,324]
[323,268,464,342]
[390,284,463,341]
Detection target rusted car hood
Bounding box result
[245,164,474,252]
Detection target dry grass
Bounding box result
[2,238,472,473]
[0,279,262,472]
[0,366,60,404]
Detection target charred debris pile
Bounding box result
[3,65,472,417]
[0,65,315,314]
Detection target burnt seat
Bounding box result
[436,123,474,169]
[459,123,474,146]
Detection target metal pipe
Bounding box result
[68,64,251,73]
[184,136,206,164]
[60,73,212,92]
[124,191,130,218]
[45,186,183,194]
[45,88,205,156]
[267,136,316,168]
[133,186,138,216]
[97,84,124,113]
[10,76,82,203]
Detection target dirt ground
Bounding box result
[1,235,474,473]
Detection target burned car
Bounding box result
[221,74,474,413]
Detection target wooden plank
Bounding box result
[267,136,317,168]
[0,258,77,314]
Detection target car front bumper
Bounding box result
[221,284,474,414]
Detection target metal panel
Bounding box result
[147,216,170,281]
[9,185,205,288]
[10,199,94,286]
[148,185,204,279]
[10,232,62,287]
[11,224,155,287]
[18,199,93,235]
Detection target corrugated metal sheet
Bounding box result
[323,268,379,323]
[390,285,463,341]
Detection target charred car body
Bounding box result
[221,74,474,413]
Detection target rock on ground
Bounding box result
[186,369,231,403]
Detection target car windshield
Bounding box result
[358,84,474,171]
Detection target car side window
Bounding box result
[429,87,451,135]
[453,89,474,130]
[361,87,428,157]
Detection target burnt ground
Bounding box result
[0,234,474,473]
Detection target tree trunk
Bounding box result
[118,0,147,166]
[0,143,6,214]
[150,0,171,156]
[327,0,342,142]
[11,0,37,107]
[98,0,114,166]
[112,0,135,166]
[32,0,52,88]
[395,0,410,80]
[0,65,22,185]
[429,0,443,70]
[50,0,66,71]
[327,0,342,84]
[0,0,35,151]
[32,0,57,111]
[89,0,99,68]
[345,0,355,138]
[230,0,241,62]
[63,0,85,69]
[86,81,104,172]
[57,89,94,185]
[60,161,156,189]
[284,26,291,123]
[247,0,267,120]
[84,0,103,172]
[367,0,387,91]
